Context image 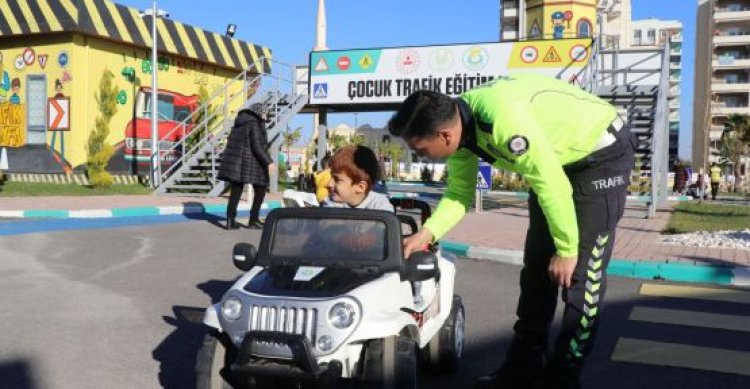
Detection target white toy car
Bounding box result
[196,199,464,388]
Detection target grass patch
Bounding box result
[0,181,152,197]
[664,201,750,234]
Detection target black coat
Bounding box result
[218,108,273,186]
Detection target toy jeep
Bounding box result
[196,199,464,388]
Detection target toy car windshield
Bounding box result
[256,208,404,272]
[270,217,387,261]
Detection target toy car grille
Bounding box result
[249,305,318,344]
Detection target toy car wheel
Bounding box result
[423,295,465,373]
[359,335,417,388]
[196,332,238,389]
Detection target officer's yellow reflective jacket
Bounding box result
[710,165,722,183]
[424,73,618,258]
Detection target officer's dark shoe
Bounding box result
[226,218,240,230]
[247,219,264,229]
[539,361,582,389]
[474,366,536,389]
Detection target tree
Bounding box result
[379,141,405,179]
[721,114,750,191]
[329,134,348,152]
[281,126,302,171]
[186,85,218,153]
[87,70,118,188]
[349,133,366,146]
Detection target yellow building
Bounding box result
[0,0,270,174]
[524,0,597,40]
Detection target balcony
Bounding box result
[711,80,750,92]
[671,34,683,43]
[709,129,724,139]
[669,99,680,109]
[714,32,750,45]
[671,46,682,55]
[715,7,750,22]
[670,73,682,83]
[712,104,750,115]
[670,62,682,69]
[669,112,680,122]
[502,1,519,18]
[712,55,750,68]
[502,30,518,40]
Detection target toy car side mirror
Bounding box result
[404,251,439,282]
[233,243,257,272]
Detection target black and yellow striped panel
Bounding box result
[0,0,271,72]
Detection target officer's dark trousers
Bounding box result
[506,125,635,386]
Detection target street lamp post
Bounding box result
[141,1,168,189]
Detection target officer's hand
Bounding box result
[403,228,433,258]
[549,254,577,288]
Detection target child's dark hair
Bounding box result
[330,145,379,191]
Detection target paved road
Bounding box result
[1,217,749,388]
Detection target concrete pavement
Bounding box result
[1,188,749,286]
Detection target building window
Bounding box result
[647,29,656,45]
[577,19,592,38]
[633,29,642,45]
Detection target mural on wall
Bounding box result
[0,53,24,147]
[0,102,25,147]
[551,11,574,39]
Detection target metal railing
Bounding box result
[154,57,308,195]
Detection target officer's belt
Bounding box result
[591,116,625,153]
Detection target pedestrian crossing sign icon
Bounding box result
[313,83,328,99]
[477,163,492,190]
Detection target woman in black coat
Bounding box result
[218,103,273,229]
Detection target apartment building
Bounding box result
[694,0,750,178]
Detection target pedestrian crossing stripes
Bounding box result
[612,338,750,377]
[611,283,750,377]
[640,283,750,305]
[629,306,750,333]
[0,0,269,72]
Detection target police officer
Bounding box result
[388,73,634,389]
[710,162,722,200]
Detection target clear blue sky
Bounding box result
[119,0,695,159]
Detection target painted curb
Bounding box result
[1,200,284,220]
[441,240,749,286]
[486,191,691,202]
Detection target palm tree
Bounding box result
[281,126,302,175]
[379,141,405,179]
[721,114,749,191]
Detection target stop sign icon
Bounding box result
[337,56,350,70]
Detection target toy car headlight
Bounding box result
[221,297,243,321]
[328,302,356,329]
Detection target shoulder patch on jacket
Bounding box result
[508,135,529,156]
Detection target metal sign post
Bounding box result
[476,162,492,213]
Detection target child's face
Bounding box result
[328,171,367,206]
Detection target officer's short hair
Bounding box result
[388,90,456,139]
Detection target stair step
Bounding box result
[165,184,214,190]
[175,177,212,182]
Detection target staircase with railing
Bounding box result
[153,59,308,196]
[580,38,671,218]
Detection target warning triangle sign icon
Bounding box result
[314,57,329,72]
[476,171,489,189]
[529,20,541,38]
[543,47,562,63]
